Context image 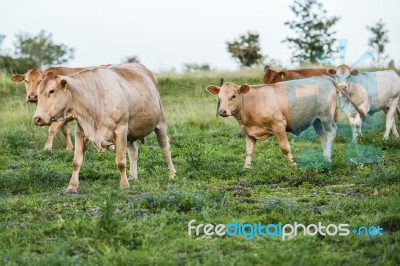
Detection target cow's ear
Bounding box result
[206,85,220,95]
[10,75,24,82]
[240,84,251,94]
[277,71,286,80]
[60,79,69,91]
[264,65,270,74]
[327,69,337,75]
[350,69,359,76]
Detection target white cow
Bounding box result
[328,64,400,143]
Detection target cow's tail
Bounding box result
[326,76,366,120]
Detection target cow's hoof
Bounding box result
[243,164,251,169]
[289,162,297,168]
[120,183,130,189]
[66,146,74,151]
[65,188,77,194]
[43,146,52,151]
[323,156,332,163]
[128,175,138,181]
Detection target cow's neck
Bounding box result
[69,85,104,147]
[234,96,253,125]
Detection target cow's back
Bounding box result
[45,66,88,76]
[68,67,162,141]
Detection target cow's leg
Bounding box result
[60,123,74,151]
[244,135,257,169]
[274,129,296,166]
[313,119,328,159]
[127,141,138,181]
[321,119,337,162]
[348,112,362,143]
[44,121,62,150]
[391,122,399,138]
[66,124,87,193]
[115,127,129,189]
[155,121,176,177]
[383,101,399,139]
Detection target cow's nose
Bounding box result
[339,84,347,91]
[219,109,227,116]
[33,116,42,125]
[27,94,37,103]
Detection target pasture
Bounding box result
[0,69,399,265]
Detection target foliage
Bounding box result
[227,32,263,67]
[123,55,141,64]
[14,30,74,68]
[0,70,400,264]
[367,19,390,68]
[0,30,74,74]
[283,0,340,65]
[183,63,211,72]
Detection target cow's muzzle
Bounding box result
[219,109,230,117]
[27,95,38,103]
[338,84,347,91]
[33,116,49,126]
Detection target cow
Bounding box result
[11,67,88,150]
[32,63,176,193]
[328,64,400,143]
[206,76,338,168]
[263,65,328,84]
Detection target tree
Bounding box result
[283,0,340,65]
[0,34,37,73]
[227,32,263,67]
[0,34,5,53]
[14,30,74,68]
[123,55,141,64]
[367,19,390,68]
[183,63,211,72]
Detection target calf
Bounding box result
[207,77,338,167]
[328,64,400,143]
[33,63,176,193]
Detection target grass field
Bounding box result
[0,69,399,265]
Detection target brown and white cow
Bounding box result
[263,65,328,84]
[33,63,176,193]
[207,76,338,167]
[328,64,400,143]
[11,67,88,150]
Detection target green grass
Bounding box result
[0,69,400,265]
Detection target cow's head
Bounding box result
[33,72,71,126]
[10,68,45,103]
[206,82,250,117]
[263,65,286,84]
[328,64,359,91]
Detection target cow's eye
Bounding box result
[230,95,236,100]
[49,90,55,95]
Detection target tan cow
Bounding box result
[207,77,338,167]
[328,64,400,143]
[33,63,176,193]
[263,65,328,84]
[11,67,88,150]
